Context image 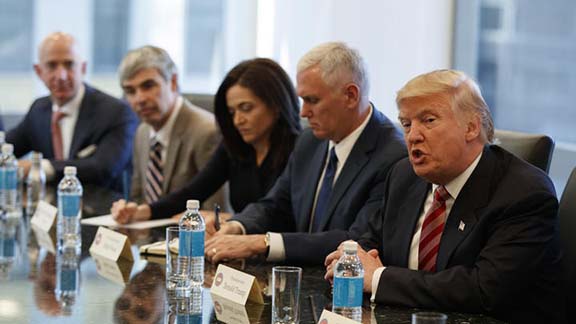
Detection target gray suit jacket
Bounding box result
[130,98,226,210]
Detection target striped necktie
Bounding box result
[418,185,451,272]
[145,140,163,203]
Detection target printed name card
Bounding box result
[210,264,264,305]
[30,201,57,233]
[89,226,133,261]
[318,309,362,324]
[31,224,56,254]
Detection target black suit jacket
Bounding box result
[7,85,138,190]
[232,108,407,264]
[359,146,564,324]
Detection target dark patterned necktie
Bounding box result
[145,140,163,203]
[312,147,338,232]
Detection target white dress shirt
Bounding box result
[43,85,85,180]
[148,96,183,162]
[370,152,483,302]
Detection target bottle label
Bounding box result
[60,269,77,291]
[179,230,205,257]
[61,195,81,218]
[1,238,15,257]
[333,276,363,307]
[0,169,17,190]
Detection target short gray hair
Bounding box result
[118,45,177,84]
[396,69,494,144]
[297,42,369,99]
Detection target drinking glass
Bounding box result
[272,266,302,324]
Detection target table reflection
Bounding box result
[0,185,508,323]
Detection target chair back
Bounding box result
[560,167,576,321]
[182,93,214,113]
[494,129,555,173]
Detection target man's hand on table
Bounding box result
[324,240,382,293]
[110,199,152,224]
[205,222,265,263]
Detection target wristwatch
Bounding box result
[264,232,271,257]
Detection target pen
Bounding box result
[214,203,221,231]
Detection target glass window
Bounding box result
[0,0,34,72]
[93,0,131,73]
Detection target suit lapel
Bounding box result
[436,146,497,270]
[316,110,380,231]
[162,103,186,193]
[69,86,93,158]
[392,180,429,266]
[298,141,328,232]
[39,103,55,158]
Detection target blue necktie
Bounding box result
[312,147,338,232]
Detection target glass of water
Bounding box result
[272,266,302,324]
[165,226,190,297]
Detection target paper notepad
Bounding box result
[139,238,179,256]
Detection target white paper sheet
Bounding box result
[81,214,177,229]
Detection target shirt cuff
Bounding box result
[370,267,386,303]
[265,232,286,262]
[42,159,55,181]
[227,220,246,235]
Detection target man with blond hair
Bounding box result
[325,69,565,323]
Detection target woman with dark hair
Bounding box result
[112,58,301,229]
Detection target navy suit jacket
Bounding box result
[232,108,407,264]
[359,146,565,324]
[7,85,138,190]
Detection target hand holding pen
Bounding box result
[214,203,221,231]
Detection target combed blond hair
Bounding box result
[396,69,494,143]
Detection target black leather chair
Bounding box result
[182,93,214,113]
[493,129,555,173]
[560,167,576,322]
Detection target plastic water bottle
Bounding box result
[26,152,46,216]
[0,144,19,214]
[0,218,17,280]
[57,166,83,254]
[333,241,364,322]
[178,199,205,287]
[55,248,80,315]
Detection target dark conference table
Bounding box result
[0,188,507,324]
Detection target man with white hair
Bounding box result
[7,32,137,190]
[205,42,406,264]
[325,69,565,323]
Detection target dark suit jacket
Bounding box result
[359,146,565,324]
[7,85,138,190]
[232,108,406,264]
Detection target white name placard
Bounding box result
[31,223,55,254]
[89,226,133,261]
[318,309,362,324]
[30,201,57,233]
[210,264,264,305]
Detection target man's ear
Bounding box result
[465,115,482,142]
[33,64,42,79]
[343,83,360,109]
[170,73,178,92]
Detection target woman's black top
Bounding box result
[150,142,285,219]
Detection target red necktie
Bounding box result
[418,186,451,272]
[51,110,67,160]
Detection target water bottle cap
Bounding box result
[186,200,199,209]
[64,166,77,175]
[343,241,358,253]
[1,143,13,154]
